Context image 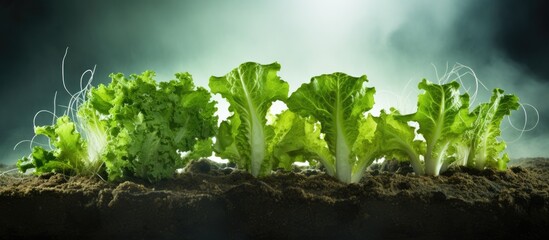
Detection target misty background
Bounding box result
[0,0,547,165]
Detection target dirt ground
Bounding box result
[1,158,548,240]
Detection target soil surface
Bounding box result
[1,158,548,240]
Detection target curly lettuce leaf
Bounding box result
[209,62,289,176]
[17,115,87,175]
[184,138,214,162]
[86,71,217,182]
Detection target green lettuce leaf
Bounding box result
[17,115,87,175]
[403,79,470,176]
[269,110,334,174]
[286,72,376,183]
[375,109,424,174]
[184,138,214,162]
[209,62,289,177]
[452,88,519,170]
[351,114,384,182]
[85,71,217,182]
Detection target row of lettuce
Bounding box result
[16,62,519,183]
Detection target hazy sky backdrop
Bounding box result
[1,0,548,164]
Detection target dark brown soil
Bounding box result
[1,158,548,240]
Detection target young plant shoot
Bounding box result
[286,72,380,183]
[210,62,289,177]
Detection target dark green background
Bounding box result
[1,0,547,164]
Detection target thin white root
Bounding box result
[12,46,103,177]
[506,102,540,143]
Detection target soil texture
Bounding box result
[1,158,548,240]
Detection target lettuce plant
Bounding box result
[16,61,522,183]
[378,79,471,176]
[83,71,217,181]
[378,79,519,176]
[210,62,289,177]
[286,72,381,183]
[451,88,520,170]
[402,79,471,176]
